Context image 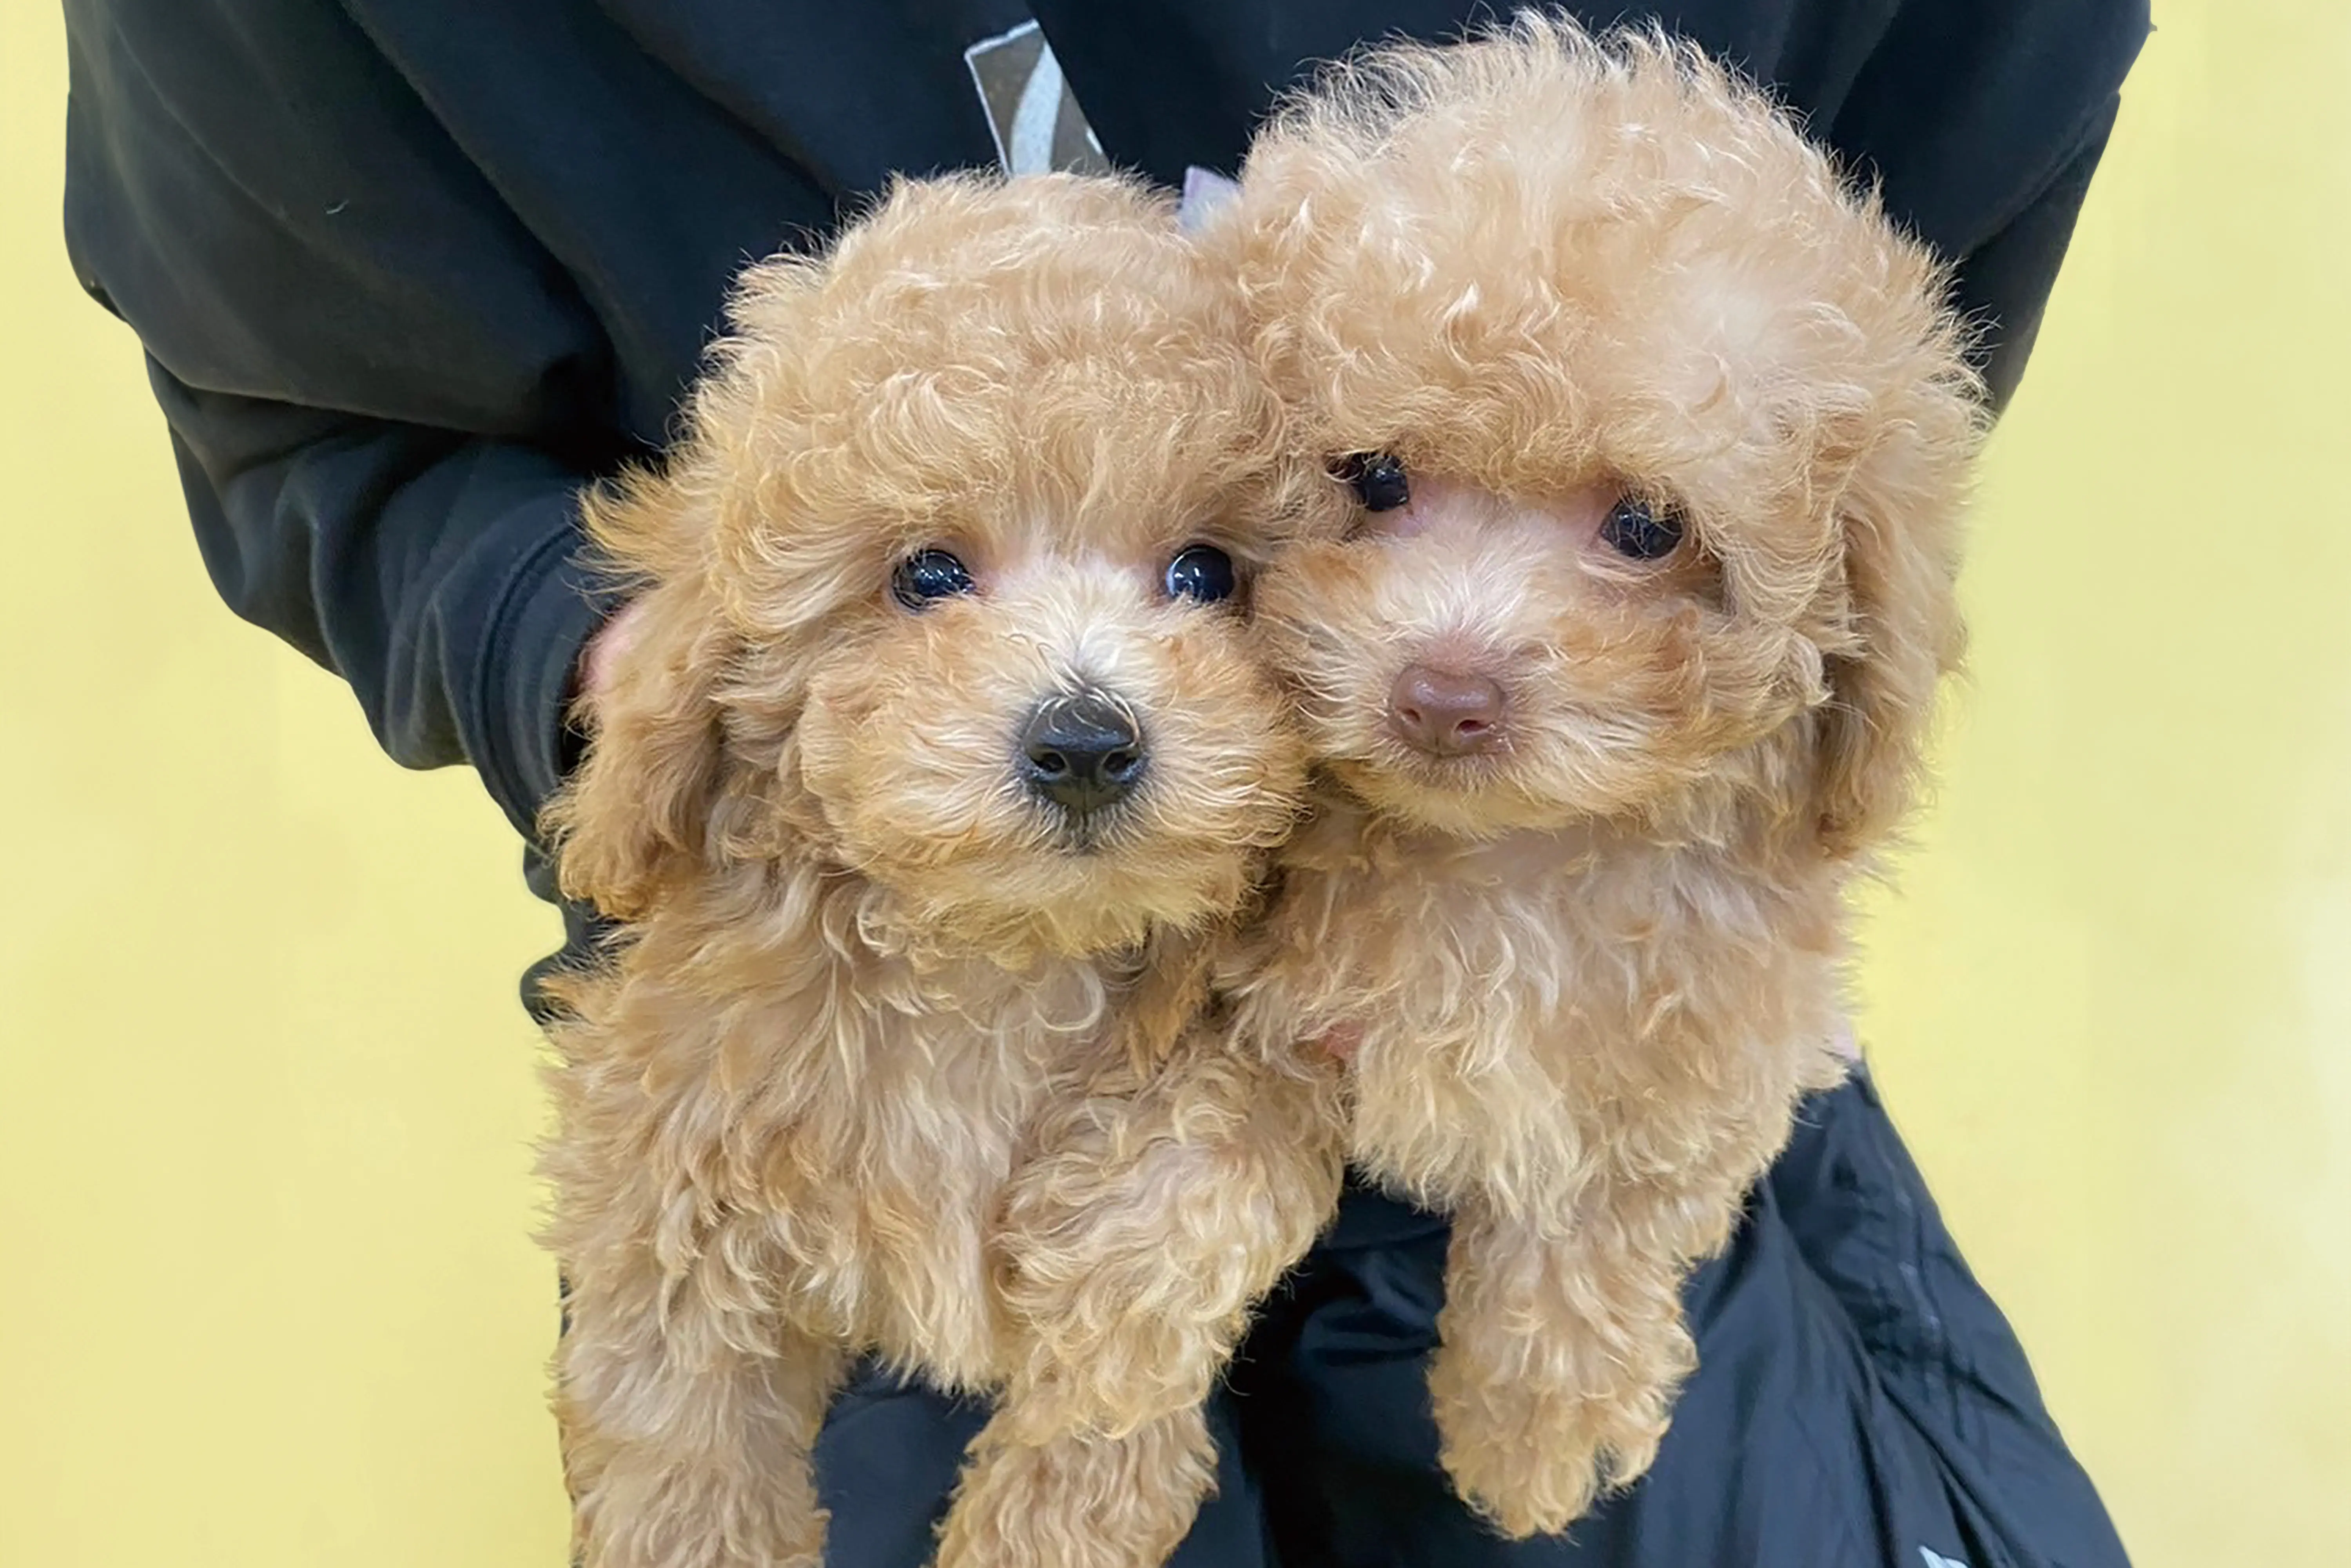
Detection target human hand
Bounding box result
[578,599,649,703]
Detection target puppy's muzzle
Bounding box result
[1021,688,1145,816]
[1388,664,1507,757]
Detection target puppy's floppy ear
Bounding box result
[543,474,733,920]
[1810,367,1979,859]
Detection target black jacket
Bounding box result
[64,0,2146,850]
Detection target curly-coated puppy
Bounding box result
[1002,17,1983,1544]
[1232,20,1983,1534]
[539,172,1332,1568]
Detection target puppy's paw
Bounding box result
[993,1137,1279,1438]
[935,1412,1216,1568]
[995,1068,1342,1438]
[573,1461,828,1568]
[1427,1336,1678,1538]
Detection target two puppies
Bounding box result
[546,18,1980,1567]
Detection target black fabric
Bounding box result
[811,1072,2131,1568]
[60,4,2148,1561]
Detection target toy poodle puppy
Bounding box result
[537,171,1335,1568]
[1234,18,1984,1534]
[1001,15,1982,1545]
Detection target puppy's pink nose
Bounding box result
[1387,665,1506,757]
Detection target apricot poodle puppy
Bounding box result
[1002,16,1983,1545]
[537,172,1336,1568]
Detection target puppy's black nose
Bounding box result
[1021,690,1145,813]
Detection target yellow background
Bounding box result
[3,3,2346,1564]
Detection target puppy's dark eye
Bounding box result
[891,548,977,610]
[1598,496,1685,561]
[1164,543,1237,603]
[1334,452,1410,512]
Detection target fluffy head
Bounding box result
[548,172,1314,960]
[1223,18,1982,853]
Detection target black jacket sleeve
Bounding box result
[62,0,624,840]
[149,377,616,838]
[1957,103,2118,413]
[1822,0,2148,412]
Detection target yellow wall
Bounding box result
[3,4,2344,1566]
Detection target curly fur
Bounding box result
[537,172,1342,1568]
[999,15,1983,1546]
[1236,18,1982,1533]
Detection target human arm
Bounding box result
[63,0,628,838]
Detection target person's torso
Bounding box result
[334,0,1949,448]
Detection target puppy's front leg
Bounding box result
[557,1223,842,1568]
[934,1403,1217,1568]
[1428,1191,1700,1538]
[991,1038,1345,1443]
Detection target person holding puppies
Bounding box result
[62,2,2147,1564]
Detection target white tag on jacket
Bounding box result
[964,20,1110,177]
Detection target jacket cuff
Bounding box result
[468,491,620,842]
